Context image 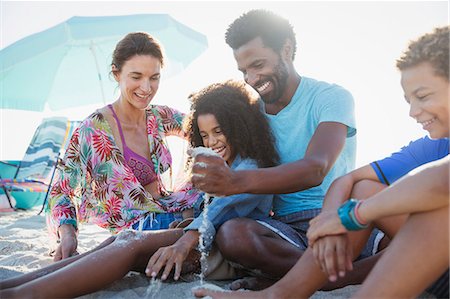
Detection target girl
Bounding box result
[0,80,279,298]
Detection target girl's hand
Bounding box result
[146,241,191,281]
[146,230,199,281]
[307,211,347,247]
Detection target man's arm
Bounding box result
[192,122,347,195]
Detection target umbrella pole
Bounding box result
[89,41,106,104]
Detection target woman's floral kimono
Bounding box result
[47,105,201,237]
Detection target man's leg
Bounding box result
[193,180,406,297]
[215,218,303,278]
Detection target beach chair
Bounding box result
[0,117,68,212]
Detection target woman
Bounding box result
[0,80,279,298]
[193,26,449,299]
[47,32,201,261]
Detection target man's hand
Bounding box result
[53,224,78,261]
[311,234,353,282]
[191,154,239,196]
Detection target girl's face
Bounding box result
[113,54,161,110]
[197,113,235,165]
[401,62,450,139]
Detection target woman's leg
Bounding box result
[1,229,185,298]
[0,236,116,290]
[354,206,449,298]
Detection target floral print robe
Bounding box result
[47,105,201,236]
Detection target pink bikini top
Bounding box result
[108,105,157,186]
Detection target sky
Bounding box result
[1,1,448,172]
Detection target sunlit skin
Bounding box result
[401,62,450,139]
[108,54,164,198]
[54,54,164,262]
[197,114,235,166]
[233,37,299,114]
[112,54,162,110]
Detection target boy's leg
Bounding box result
[355,206,449,298]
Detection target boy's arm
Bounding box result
[359,157,449,222]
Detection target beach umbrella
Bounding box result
[0,14,208,111]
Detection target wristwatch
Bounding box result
[338,199,369,231]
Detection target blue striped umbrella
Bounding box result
[0,14,208,111]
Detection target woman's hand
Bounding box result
[146,230,199,281]
[307,211,347,247]
[53,224,78,261]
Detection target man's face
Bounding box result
[233,37,289,104]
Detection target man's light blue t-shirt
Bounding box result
[265,76,356,216]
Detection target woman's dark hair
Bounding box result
[225,9,297,60]
[184,80,279,168]
[111,32,165,72]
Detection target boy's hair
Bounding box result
[396,26,449,80]
[184,80,279,168]
[225,9,297,60]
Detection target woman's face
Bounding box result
[197,113,234,165]
[401,62,450,139]
[114,54,161,110]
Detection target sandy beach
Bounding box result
[0,208,435,298]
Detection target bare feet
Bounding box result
[192,287,261,299]
[230,276,275,291]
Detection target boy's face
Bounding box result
[401,62,450,139]
[233,37,289,105]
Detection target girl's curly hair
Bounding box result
[184,80,279,168]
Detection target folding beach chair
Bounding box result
[0,117,68,212]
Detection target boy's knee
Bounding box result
[351,180,386,199]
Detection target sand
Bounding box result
[0,209,434,298]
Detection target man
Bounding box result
[191,9,378,291]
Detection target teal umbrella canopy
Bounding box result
[0,14,208,111]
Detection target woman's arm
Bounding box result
[47,128,82,261]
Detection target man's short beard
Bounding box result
[262,62,289,104]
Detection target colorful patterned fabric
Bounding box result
[46,105,201,236]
